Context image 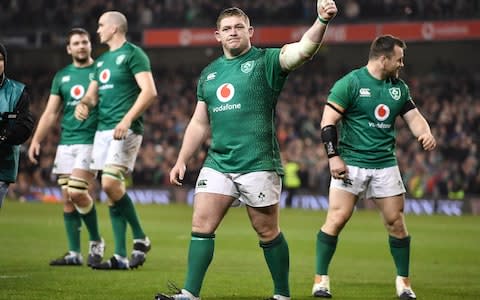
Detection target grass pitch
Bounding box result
[0,200,479,300]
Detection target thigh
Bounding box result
[71,167,96,183]
[373,194,408,236]
[91,130,112,171]
[195,167,239,198]
[71,144,94,172]
[329,165,369,197]
[368,166,406,199]
[192,192,235,234]
[246,203,280,241]
[234,171,282,207]
[193,167,238,233]
[105,130,142,172]
[52,145,75,174]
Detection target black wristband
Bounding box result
[321,125,339,158]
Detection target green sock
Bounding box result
[316,231,338,275]
[109,204,127,257]
[116,193,145,239]
[79,204,101,241]
[389,235,411,277]
[184,232,215,297]
[260,232,290,297]
[64,211,82,253]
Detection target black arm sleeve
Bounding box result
[2,89,35,145]
[400,99,416,117]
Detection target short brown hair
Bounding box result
[369,34,406,60]
[216,7,250,29]
[66,28,90,45]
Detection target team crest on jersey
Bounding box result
[374,104,390,121]
[116,54,126,65]
[99,69,111,83]
[216,83,235,103]
[388,87,401,100]
[61,75,71,83]
[70,85,85,99]
[241,60,255,74]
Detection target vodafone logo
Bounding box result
[374,104,390,121]
[99,69,111,83]
[70,85,85,99]
[216,83,235,103]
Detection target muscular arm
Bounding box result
[320,101,344,128]
[1,89,34,145]
[122,71,157,125]
[403,108,436,151]
[112,71,157,139]
[321,101,348,179]
[28,94,62,163]
[279,0,337,71]
[170,102,210,185]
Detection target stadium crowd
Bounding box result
[1,0,479,33]
[7,59,480,201]
[2,0,479,202]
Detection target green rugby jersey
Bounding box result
[197,47,288,174]
[94,42,151,134]
[329,67,413,168]
[51,63,97,145]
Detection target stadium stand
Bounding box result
[7,61,479,202]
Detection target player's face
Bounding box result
[67,34,92,64]
[215,16,253,58]
[97,14,115,44]
[384,45,404,79]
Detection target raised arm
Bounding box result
[279,0,337,71]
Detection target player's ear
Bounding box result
[214,30,222,42]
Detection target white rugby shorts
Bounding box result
[330,165,406,199]
[52,144,93,174]
[195,167,282,207]
[90,129,142,172]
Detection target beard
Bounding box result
[387,68,400,79]
[74,55,89,65]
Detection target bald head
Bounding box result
[101,11,128,34]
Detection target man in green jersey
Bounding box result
[28,28,105,267]
[313,35,436,300]
[75,11,157,270]
[0,43,34,209]
[156,1,337,300]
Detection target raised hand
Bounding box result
[317,0,338,21]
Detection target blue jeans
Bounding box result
[0,181,9,209]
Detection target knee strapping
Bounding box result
[57,177,69,190]
[67,177,89,194]
[102,165,125,182]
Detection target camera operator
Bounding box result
[0,43,34,208]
